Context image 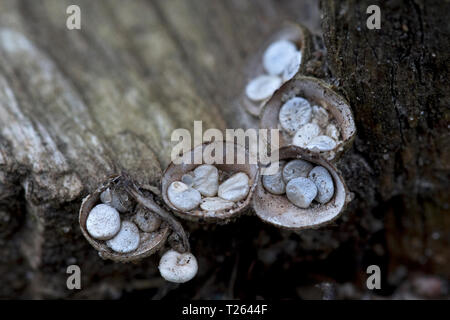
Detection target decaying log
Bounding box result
[0,0,447,299]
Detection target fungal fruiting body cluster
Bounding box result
[167,164,250,214]
[262,159,334,209]
[86,188,161,253]
[82,183,199,283]
[245,39,302,106]
[79,23,357,286]
[279,96,342,152]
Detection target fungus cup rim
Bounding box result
[242,22,312,117]
[259,76,356,161]
[161,141,260,223]
[253,146,350,231]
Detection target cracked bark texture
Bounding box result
[0,0,448,299]
[321,0,449,279]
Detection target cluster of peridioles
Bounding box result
[79,22,357,285]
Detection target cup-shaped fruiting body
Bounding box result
[241,22,312,117]
[161,141,259,223]
[253,146,350,230]
[158,250,198,283]
[79,175,170,262]
[260,76,356,161]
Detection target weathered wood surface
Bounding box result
[0,0,448,299]
[0,0,322,299]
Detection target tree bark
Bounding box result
[0,0,448,299]
[321,0,449,279]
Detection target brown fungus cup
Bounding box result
[162,141,259,223]
[253,146,351,231]
[79,175,170,262]
[241,22,312,117]
[260,76,356,161]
